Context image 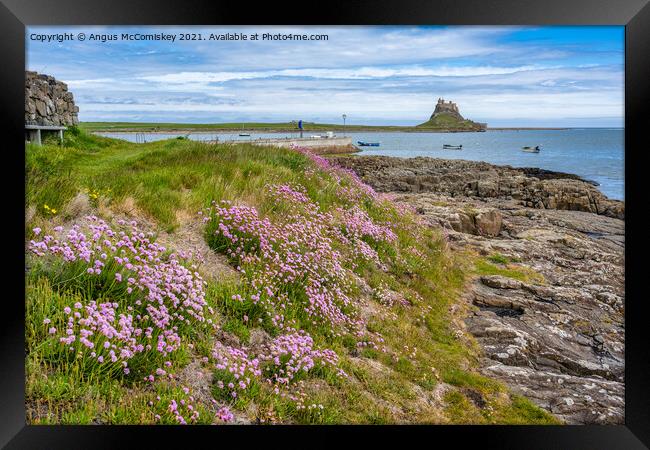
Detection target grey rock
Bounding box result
[475,210,503,237]
[332,156,624,219]
[480,275,522,290]
[336,156,625,424]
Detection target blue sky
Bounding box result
[26,26,624,127]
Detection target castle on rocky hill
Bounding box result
[417,97,486,131]
[430,98,464,121]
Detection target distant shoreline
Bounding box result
[87,123,585,134]
[486,127,570,131]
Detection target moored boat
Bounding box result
[522,145,541,153]
[443,144,463,149]
[357,141,380,147]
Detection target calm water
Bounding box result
[97,128,624,200]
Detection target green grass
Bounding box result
[487,253,522,265]
[487,253,510,265]
[474,259,545,284]
[25,129,558,425]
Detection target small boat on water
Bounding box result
[357,141,380,147]
[443,144,463,150]
[522,145,541,153]
[238,124,251,137]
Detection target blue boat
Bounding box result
[357,141,380,147]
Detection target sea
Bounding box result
[96,128,624,201]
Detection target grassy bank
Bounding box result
[25,127,558,425]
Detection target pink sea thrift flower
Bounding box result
[217,407,234,423]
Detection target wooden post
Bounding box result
[59,129,64,142]
[35,129,41,145]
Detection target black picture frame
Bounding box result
[2,0,649,448]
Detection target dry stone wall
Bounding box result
[25,71,79,126]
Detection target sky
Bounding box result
[26,26,624,127]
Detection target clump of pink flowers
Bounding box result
[28,216,210,376]
[213,329,345,401]
[291,145,379,201]
[206,197,349,328]
[336,206,397,267]
[205,182,396,330]
[166,395,200,425]
[372,282,411,308]
[148,386,203,425]
[216,406,234,423]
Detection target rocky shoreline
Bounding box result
[333,155,625,424]
[334,156,623,220]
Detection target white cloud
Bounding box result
[137,65,545,85]
[28,25,623,126]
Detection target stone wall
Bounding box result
[25,71,79,126]
[245,136,353,149]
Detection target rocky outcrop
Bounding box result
[25,71,79,126]
[338,155,625,425]
[400,193,624,425]
[415,204,503,237]
[332,156,624,219]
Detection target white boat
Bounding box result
[238,124,250,137]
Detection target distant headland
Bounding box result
[416,98,487,131]
[81,98,495,133]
